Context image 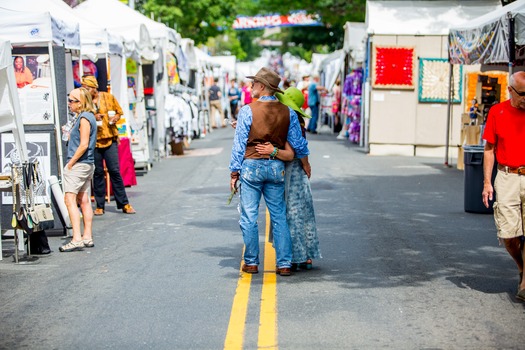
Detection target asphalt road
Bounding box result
[1,127,523,350]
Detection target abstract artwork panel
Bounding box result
[419,58,462,103]
[373,46,415,89]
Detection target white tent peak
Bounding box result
[0,5,80,49]
[366,0,502,35]
[75,0,179,45]
[452,0,525,30]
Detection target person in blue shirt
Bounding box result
[307,75,327,134]
[228,78,241,120]
[229,67,309,276]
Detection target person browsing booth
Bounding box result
[81,75,136,215]
[229,67,310,276]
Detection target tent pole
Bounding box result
[49,42,64,178]
[508,12,516,76]
[444,63,453,167]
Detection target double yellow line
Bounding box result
[224,210,278,350]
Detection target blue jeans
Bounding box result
[93,141,129,209]
[308,103,319,132]
[239,159,292,268]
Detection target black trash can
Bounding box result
[463,145,496,213]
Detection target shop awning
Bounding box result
[75,0,179,46]
[319,50,345,91]
[449,0,525,64]
[0,7,80,49]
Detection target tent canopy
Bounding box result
[449,0,525,65]
[209,56,236,75]
[343,22,366,63]
[0,7,80,49]
[0,0,123,55]
[366,0,501,35]
[75,0,179,45]
[319,50,345,90]
[343,22,366,54]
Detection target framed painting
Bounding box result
[372,46,415,89]
[418,58,462,103]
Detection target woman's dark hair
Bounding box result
[13,56,25,71]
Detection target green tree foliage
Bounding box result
[140,0,238,45]
[206,31,248,60]
[233,30,264,61]
[134,0,365,62]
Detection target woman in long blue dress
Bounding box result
[255,87,321,270]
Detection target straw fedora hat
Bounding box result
[275,87,311,119]
[246,67,284,94]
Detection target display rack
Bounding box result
[7,163,40,264]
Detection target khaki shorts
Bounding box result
[493,169,525,239]
[63,163,94,194]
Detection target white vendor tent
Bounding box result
[76,0,181,165]
[0,4,96,235]
[1,0,123,84]
[0,38,29,259]
[0,4,82,177]
[363,0,501,159]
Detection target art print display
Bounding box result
[1,133,51,204]
[166,52,180,87]
[372,46,415,89]
[418,58,462,103]
[12,54,53,125]
[72,59,98,88]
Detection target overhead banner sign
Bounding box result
[233,11,322,30]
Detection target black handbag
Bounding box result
[29,230,51,255]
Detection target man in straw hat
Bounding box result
[81,75,136,216]
[229,67,310,276]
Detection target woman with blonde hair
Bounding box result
[59,88,98,252]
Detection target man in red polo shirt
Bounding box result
[483,71,525,301]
